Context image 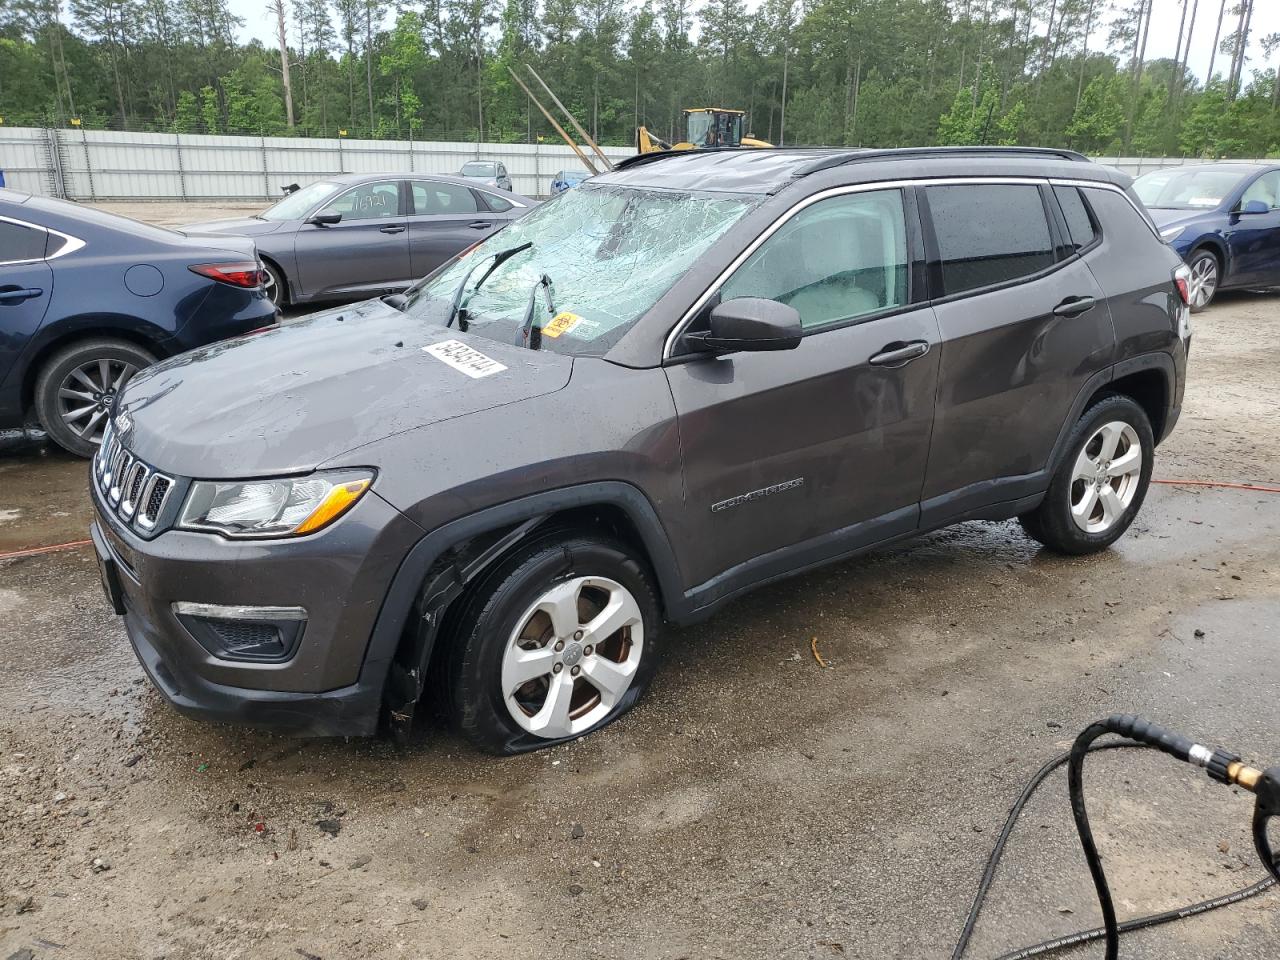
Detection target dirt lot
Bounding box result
[1,230,1278,957]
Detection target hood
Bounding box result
[116,298,574,478]
[178,217,285,238]
[1145,207,1211,230]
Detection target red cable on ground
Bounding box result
[0,539,93,562]
[1152,479,1280,494]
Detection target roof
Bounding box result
[601,146,1116,195]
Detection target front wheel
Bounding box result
[1019,394,1154,555]
[444,533,661,754]
[262,261,287,309]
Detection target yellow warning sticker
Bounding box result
[542,312,583,338]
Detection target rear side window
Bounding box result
[720,189,908,331]
[0,219,48,263]
[1054,186,1099,251]
[412,181,479,215]
[926,184,1054,295]
[480,192,515,213]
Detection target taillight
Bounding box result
[190,262,266,288]
[1173,263,1192,306]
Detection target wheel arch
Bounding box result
[361,482,686,739]
[1186,236,1227,281]
[20,324,164,417]
[257,252,291,305]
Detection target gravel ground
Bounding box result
[0,209,1277,959]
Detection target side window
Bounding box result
[321,182,399,221]
[927,184,1055,295]
[412,181,480,215]
[720,189,908,331]
[1241,171,1280,210]
[481,192,515,213]
[1054,186,1099,251]
[0,220,48,263]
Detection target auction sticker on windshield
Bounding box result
[423,339,508,379]
[542,312,583,338]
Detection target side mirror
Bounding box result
[1240,199,1269,215]
[686,297,803,354]
[306,211,342,226]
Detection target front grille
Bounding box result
[94,423,176,534]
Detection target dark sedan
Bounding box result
[181,174,533,309]
[1134,162,1280,310]
[0,188,276,457]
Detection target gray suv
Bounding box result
[89,147,1191,753]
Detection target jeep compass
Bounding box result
[89,147,1191,753]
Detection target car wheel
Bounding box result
[262,261,287,309]
[34,338,156,458]
[1018,394,1154,555]
[445,532,661,754]
[1186,248,1219,312]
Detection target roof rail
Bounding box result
[611,144,1090,175]
[795,145,1091,176]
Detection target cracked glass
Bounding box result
[404,183,759,355]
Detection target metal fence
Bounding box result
[0,127,632,201]
[0,128,1271,202]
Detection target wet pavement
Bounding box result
[1,291,1278,959]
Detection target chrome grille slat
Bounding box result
[93,425,175,535]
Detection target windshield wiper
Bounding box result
[444,240,533,330]
[518,274,557,351]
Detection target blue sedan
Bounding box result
[1133,162,1280,311]
[0,188,277,456]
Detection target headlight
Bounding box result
[1159,225,1185,241]
[178,470,374,539]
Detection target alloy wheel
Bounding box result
[1188,255,1218,308]
[500,575,644,739]
[1069,420,1143,534]
[263,266,282,307]
[57,358,137,444]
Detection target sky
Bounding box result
[227,0,1279,85]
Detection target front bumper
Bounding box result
[90,480,424,737]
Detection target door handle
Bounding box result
[1052,295,1096,317]
[469,220,494,230]
[0,287,43,305]
[869,340,930,367]
[379,224,406,234]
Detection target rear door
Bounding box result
[293,179,411,298]
[1229,170,1280,286]
[918,180,1113,524]
[407,180,496,277]
[0,217,55,388]
[666,187,941,590]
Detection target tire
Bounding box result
[262,260,287,309]
[1186,248,1220,313]
[33,338,156,458]
[444,531,661,755]
[1019,394,1154,555]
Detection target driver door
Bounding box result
[293,179,412,299]
[665,188,940,592]
[1230,171,1280,286]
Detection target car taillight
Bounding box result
[190,262,265,288]
[1173,263,1191,306]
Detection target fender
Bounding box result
[356,481,686,733]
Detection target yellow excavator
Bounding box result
[637,108,773,153]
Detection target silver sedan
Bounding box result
[181,173,534,308]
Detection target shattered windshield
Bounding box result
[403,183,757,355]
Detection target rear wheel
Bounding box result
[445,533,661,754]
[33,338,155,457]
[262,261,287,309]
[1186,248,1219,312]
[1019,394,1154,555]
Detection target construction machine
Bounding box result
[636,108,773,153]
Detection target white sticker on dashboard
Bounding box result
[423,339,508,379]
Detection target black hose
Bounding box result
[952,736,1278,959]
